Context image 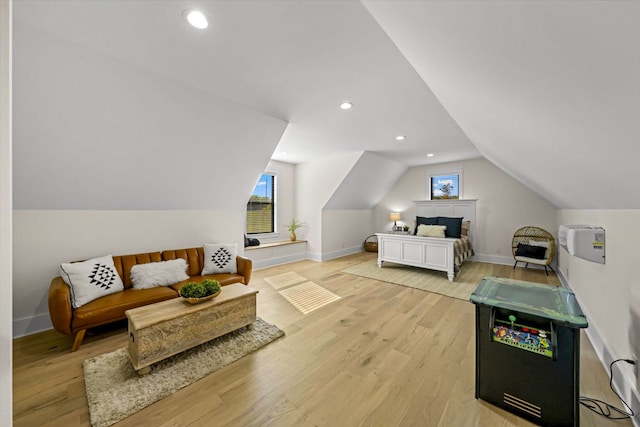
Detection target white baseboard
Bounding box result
[306,251,322,262]
[252,252,307,270]
[13,312,52,338]
[473,253,514,265]
[475,253,559,274]
[320,245,364,262]
[557,269,640,426]
[268,246,363,264]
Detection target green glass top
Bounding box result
[470,276,588,328]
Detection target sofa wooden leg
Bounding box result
[71,329,87,352]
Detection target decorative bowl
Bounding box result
[179,289,221,304]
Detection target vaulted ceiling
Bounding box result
[12,1,640,210]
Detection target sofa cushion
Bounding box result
[72,286,178,331]
[60,255,125,308]
[202,243,238,274]
[130,259,189,289]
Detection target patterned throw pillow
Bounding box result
[202,243,238,275]
[59,255,125,308]
[461,220,471,238]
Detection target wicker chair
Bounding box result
[512,226,556,275]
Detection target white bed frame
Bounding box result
[376,200,477,281]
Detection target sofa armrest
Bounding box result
[48,276,73,335]
[236,255,253,285]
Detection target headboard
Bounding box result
[414,199,477,255]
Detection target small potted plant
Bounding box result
[403,225,410,233]
[179,279,221,304]
[287,219,305,241]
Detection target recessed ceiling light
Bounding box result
[427,153,435,157]
[395,135,406,141]
[185,10,208,29]
[340,102,353,110]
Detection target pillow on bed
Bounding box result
[414,216,438,235]
[417,224,447,238]
[461,220,471,238]
[515,243,547,259]
[437,217,464,238]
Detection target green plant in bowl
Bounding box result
[180,279,221,299]
[201,279,221,295]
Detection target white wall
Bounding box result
[557,210,640,415]
[12,209,244,337]
[247,243,307,270]
[322,210,373,260]
[374,157,557,263]
[1,0,13,423]
[295,152,362,260]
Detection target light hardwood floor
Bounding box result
[13,252,632,426]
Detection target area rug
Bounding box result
[83,318,284,427]
[279,281,341,314]
[342,260,479,301]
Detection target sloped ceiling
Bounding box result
[13,23,287,210]
[12,1,639,211]
[364,1,640,209]
[324,152,407,210]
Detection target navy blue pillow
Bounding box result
[437,217,463,238]
[415,216,438,235]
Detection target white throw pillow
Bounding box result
[130,259,189,289]
[202,243,238,274]
[60,255,124,308]
[417,224,447,238]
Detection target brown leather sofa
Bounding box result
[48,246,253,352]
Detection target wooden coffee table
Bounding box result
[125,283,258,374]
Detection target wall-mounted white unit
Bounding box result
[558,225,605,264]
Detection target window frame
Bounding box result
[246,173,278,236]
[427,167,463,200]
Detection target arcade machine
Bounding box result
[470,276,588,427]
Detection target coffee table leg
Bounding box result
[136,366,152,376]
[247,322,254,330]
